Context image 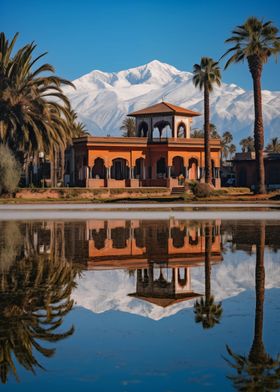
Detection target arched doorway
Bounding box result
[188,158,198,180]
[92,158,106,179]
[134,157,145,179]
[171,156,184,178]
[156,157,166,178]
[111,158,129,180]
[177,122,186,138]
[138,121,148,137]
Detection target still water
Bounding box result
[0,210,280,391]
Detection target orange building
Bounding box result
[72,101,221,189]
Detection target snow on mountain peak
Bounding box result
[118,60,181,85]
[73,250,280,321]
[66,60,280,142]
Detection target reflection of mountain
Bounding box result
[73,250,280,320]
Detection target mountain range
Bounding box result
[64,60,280,143]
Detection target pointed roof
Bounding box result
[128,101,200,117]
[128,292,202,307]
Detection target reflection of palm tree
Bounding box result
[225,222,280,390]
[194,222,223,329]
[0,222,81,384]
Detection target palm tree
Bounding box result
[228,143,236,159]
[191,125,220,140]
[222,17,280,194]
[240,136,255,153]
[193,58,222,184]
[210,123,220,139]
[266,137,280,153]
[194,222,223,329]
[120,117,136,137]
[0,221,81,384]
[49,110,89,187]
[191,128,204,138]
[221,131,234,161]
[67,109,89,138]
[0,32,76,157]
[225,222,280,390]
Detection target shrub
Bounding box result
[191,182,213,198]
[0,145,21,195]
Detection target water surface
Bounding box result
[0,207,279,390]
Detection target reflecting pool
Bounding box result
[0,213,280,390]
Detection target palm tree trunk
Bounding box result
[205,222,212,304]
[249,221,266,363]
[248,56,266,194]
[51,147,57,187]
[204,85,211,184]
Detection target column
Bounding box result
[185,166,189,179]
[106,166,111,179]
[167,166,172,178]
[130,167,135,179]
[142,164,146,180]
[148,264,154,285]
[200,167,204,179]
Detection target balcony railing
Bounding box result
[148,138,168,144]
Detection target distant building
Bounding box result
[69,102,221,189]
[233,152,280,190]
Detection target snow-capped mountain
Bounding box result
[64,60,280,143]
[73,249,280,321]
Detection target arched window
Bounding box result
[138,121,148,137]
[111,227,129,249]
[153,120,172,140]
[90,228,106,250]
[92,158,106,179]
[177,122,186,138]
[178,268,187,286]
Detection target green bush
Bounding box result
[0,145,21,195]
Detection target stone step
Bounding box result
[171,186,184,194]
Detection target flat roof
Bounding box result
[73,136,221,148]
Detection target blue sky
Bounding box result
[2,0,280,90]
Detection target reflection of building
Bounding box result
[24,219,223,308]
[129,263,202,307]
[83,220,222,270]
[223,220,280,253]
[71,102,221,189]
